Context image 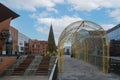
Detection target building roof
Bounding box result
[107,24,120,33]
[0,3,19,22]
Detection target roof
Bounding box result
[107,24,120,33]
[0,3,19,22]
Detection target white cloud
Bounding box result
[37,16,82,34]
[36,26,49,35]
[101,24,115,30]
[35,15,82,44]
[1,0,120,22]
[29,13,38,19]
[0,0,64,11]
[67,0,100,11]
[2,0,120,12]
[67,0,120,11]
[109,9,120,22]
[47,8,58,13]
[30,12,50,19]
[52,0,65,4]
[66,0,120,22]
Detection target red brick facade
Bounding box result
[0,3,19,55]
[10,26,18,54]
[29,40,47,55]
[0,18,12,55]
[0,57,16,73]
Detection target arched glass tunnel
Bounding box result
[58,20,110,73]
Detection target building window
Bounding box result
[21,47,24,51]
[37,45,39,48]
[32,45,34,48]
[20,43,23,45]
[25,43,28,46]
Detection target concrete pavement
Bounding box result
[58,55,120,80]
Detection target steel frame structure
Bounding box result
[58,20,110,73]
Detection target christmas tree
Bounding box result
[46,24,56,56]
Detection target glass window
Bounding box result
[21,47,24,51]
[20,43,23,45]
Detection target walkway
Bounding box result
[0,76,48,80]
[58,55,120,80]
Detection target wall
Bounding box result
[10,26,18,54]
[29,40,47,55]
[18,32,29,54]
[0,18,11,55]
[40,41,47,55]
[0,57,16,73]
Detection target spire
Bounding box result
[47,24,56,56]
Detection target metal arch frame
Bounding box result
[58,21,85,72]
[73,22,110,73]
[58,21,84,42]
[85,25,110,73]
[58,20,101,45]
[71,31,89,62]
[58,20,110,73]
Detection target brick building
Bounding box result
[29,39,47,55]
[9,26,18,55]
[24,41,30,55]
[0,3,19,55]
[39,41,47,55]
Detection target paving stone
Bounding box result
[58,55,120,80]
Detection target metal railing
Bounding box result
[49,58,58,80]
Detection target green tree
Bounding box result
[47,24,57,56]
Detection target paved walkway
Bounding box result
[0,76,49,80]
[58,55,120,80]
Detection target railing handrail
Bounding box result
[49,58,58,80]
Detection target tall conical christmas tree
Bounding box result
[47,24,56,56]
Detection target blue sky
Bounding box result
[0,0,120,44]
